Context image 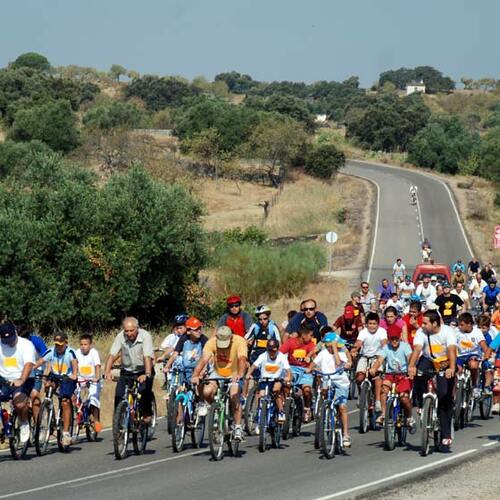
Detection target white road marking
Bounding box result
[482,441,498,447]
[415,191,425,244]
[312,448,478,500]
[66,467,149,488]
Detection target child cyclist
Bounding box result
[34,332,78,447]
[75,334,102,433]
[308,333,352,447]
[246,339,291,423]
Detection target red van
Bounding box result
[412,264,451,284]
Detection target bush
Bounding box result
[11,52,50,72]
[0,140,53,178]
[213,242,325,304]
[478,127,500,181]
[304,143,345,179]
[83,101,146,130]
[494,192,500,208]
[0,154,207,328]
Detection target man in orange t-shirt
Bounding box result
[402,301,424,347]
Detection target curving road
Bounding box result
[0,161,496,500]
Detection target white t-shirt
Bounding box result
[416,283,436,299]
[76,347,101,380]
[469,279,487,299]
[0,337,36,381]
[452,289,469,304]
[399,282,416,298]
[413,325,457,360]
[358,327,388,357]
[456,328,485,357]
[393,263,406,278]
[314,349,350,388]
[160,333,179,351]
[253,351,290,379]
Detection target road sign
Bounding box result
[326,231,338,244]
[494,226,500,249]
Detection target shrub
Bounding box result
[83,101,146,130]
[305,143,345,179]
[213,242,325,304]
[494,192,500,208]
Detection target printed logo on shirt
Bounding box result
[256,339,268,348]
[80,365,93,376]
[292,349,307,360]
[264,364,280,373]
[54,363,68,375]
[460,339,474,349]
[4,357,18,369]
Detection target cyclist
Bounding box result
[491,300,500,330]
[369,329,414,429]
[246,339,291,423]
[333,304,363,345]
[456,313,492,397]
[416,277,436,306]
[0,322,36,444]
[386,292,404,315]
[285,299,328,343]
[359,282,376,314]
[467,257,481,279]
[434,281,464,325]
[402,300,424,347]
[482,278,500,313]
[484,318,500,414]
[409,185,418,204]
[409,310,457,451]
[452,259,466,274]
[157,314,188,363]
[36,332,78,447]
[246,305,281,363]
[398,275,416,305]
[480,263,495,283]
[452,282,470,311]
[380,306,409,343]
[217,295,253,338]
[75,334,102,433]
[104,317,154,426]
[452,268,467,289]
[392,258,406,285]
[377,278,394,302]
[280,310,297,337]
[352,312,388,413]
[345,291,364,323]
[191,326,247,441]
[280,324,316,422]
[308,333,352,448]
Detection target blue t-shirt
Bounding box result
[29,334,48,357]
[489,333,500,352]
[483,285,500,305]
[286,311,328,342]
[174,334,208,370]
[43,347,77,376]
[378,342,412,373]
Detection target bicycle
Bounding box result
[0,375,32,460]
[205,377,242,461]
[171,381,205,452]
[420,370,445,457]
[282,368,305,440]
[358,361,378,434]
[345,342,358,400]
[112,377,149,460]
[165,367,182,436]
[256,377,284,453]
[34,374,75,455]
[243,376,259,436]
[147,393,157,441]
[313,379,323,449]
[315,369,346,459]
[454,363,474,430]
[383,373,414,451]
[72,380,99,443]
[476,360,493,420]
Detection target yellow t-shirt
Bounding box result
[203,335,248,377]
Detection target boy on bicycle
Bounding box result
[75,334,102,433]
[279,324,316,422]
[246,339,291,423]
[35,332,78,447]
[308,333,352,447]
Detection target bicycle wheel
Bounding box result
[9,412,29,460]
[35,400,53,457]
[258,400,268,453]
[454,383,464,431]
[85,411,98,442]
[420,397,433,457]
[171,401,186,452]
[314,413,321,449]
[397,413,408,447]
[282,397,294,440]
[358,382,369,434]
[319,401,335,459]
[479,394,492,419]
[465,385,474,423]
[271,411,282,449]
[57,401,74,453]
[349,375,357,400]
[147,394,157,441]
[292,397,303,437]
[191,409,205,449]
[112,400,129,460]
[71,406,81,443]
[167,387,178,435]
[243,385,258,436]
[207,402,224,461]
[384,399,396,451]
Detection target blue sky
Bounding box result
[1,0,498,86]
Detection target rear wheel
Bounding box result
[167,388,177,435]
[454,383,464,431]
[207,402,224,461]
[112,401,129,460]
[384,398,396,451]
[132,419,148,455]
[56,401,74,453]
[35,400,54,457]
[85,412,98,442]
[9,412,29,460]
[282,397,294,440]
[243,385,258,436]
[358,382,369,434]
[319,401,335,459]
[172,401,186,453]
[479,394,492,420]
[258,400,268,453]
[292,397,303,436]
[191,401,206,448]
[147,395,157,441]
[420,397,433,457]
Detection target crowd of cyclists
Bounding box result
[0,254,499,461]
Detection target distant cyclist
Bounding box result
[482,278,500,313]
[451,259,466,274]
[392,258,406,285]
[409,185,418,204]
[217,295,253,338]
[157,314,188,363]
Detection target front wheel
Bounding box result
[35,400,54,457]
[282,397,294,440]
[358,382,369,434]
[258,400,268,453]
[147,395,157,441]
[243,385,258,436]
[384,398,396,451]
[85,411,98,442]
[171,401,186,453]
[319,401,335,459]
[112,401,129,460]
[420,396,434,457]
[57,401,74,453]
[132,420,148,455]
[9,412,29,460]
[479,394,492,420]
[454,383,464,431]
[207,402,224,461]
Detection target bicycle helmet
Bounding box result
[323,333,338,344]
[226,295,242,305]
[410,294,421,302]
[173,313,188,326]
[255,304,271,316]
[489,277,497,284]
[185,316,202,330]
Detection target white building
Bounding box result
[406,80,426,95]
[315,114,327,123]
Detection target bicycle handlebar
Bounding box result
[313,368,345,377]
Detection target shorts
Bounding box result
[59,379,77,399]
[0,378,34,402]
[457,354,480,367]
[78,380,101,408]
[258,379,282,391]
[384,373,412,394]
[356,356,380,374]
[321,380,349,406]
[290,366,313,387]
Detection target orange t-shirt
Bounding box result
[492,310,500,330]
[203,335,248,377]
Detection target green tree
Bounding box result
[83,101,145,130]
[407,115,480,174]
[478,127,500,181]
[110,64,127,82]
[304,144,345,179]
[214,71,257,93]
[187,128,222,179]
[379,66,455,92]
[11,52,50,72]
[10,99,80,152]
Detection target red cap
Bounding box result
[185,316,202,329]
[226,295,242,305]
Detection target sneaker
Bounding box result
[62,431,72,447]
[20,422,30,444]
[277,411,286,423]
[492,402,500,415]
[233,425,244,442]
[197,402,208,417]
[94,422,103,433]
[407,416,416,433]
[343,435,352,448]
[375,400,382,413]
[473,387,481,399]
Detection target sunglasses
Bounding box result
[258,316,269,321]
[229,303,241,308]
[187,328,201,332]
[302,307,316,312]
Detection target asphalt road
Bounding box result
[0,160,494,500]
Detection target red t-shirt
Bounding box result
[402,313,423,347]
[225,315,246,337]
[279,337,316,367]
[379,318,405,339]
[334,315,362,342]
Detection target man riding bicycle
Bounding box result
[409,310,457,451]
[217,295,253,338]
[104,317,154,426]
[285,299,328,343]
[191,326,247,441]
[482,278,500,313]
[0,322,36,444]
